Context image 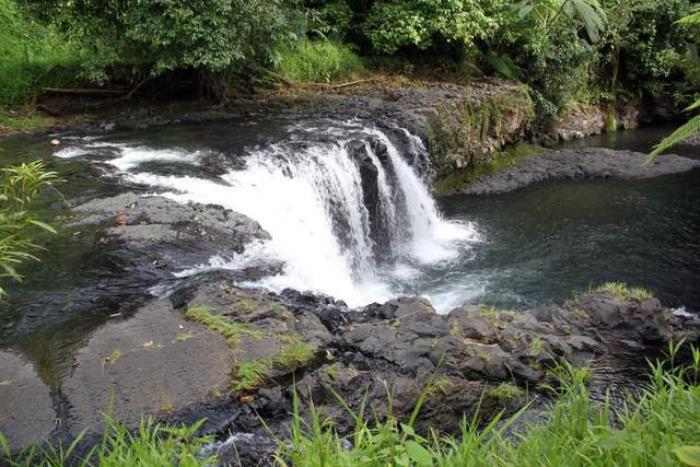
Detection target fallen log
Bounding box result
[41,87,128,95]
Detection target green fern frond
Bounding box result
[646,112,700,164]
[676,6,700,26]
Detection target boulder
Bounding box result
[70,192,272,281]
[0,351,56,450]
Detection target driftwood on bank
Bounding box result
[303,78,380,89]
[41,87,128,95]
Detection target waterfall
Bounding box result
[56,120,480,310]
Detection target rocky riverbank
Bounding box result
[451,147,700,196]
[3,263,698,459]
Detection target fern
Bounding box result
[676,5,700,26]
[646,6,700,163]
[646,109,700,163]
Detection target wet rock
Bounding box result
[70,193,271,281]
[458,148,700,195]
[62,299,235,433]
[0,351,56,450]
[206,432,277,467]
[27,272,700,460]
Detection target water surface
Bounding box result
[0,121,698,387]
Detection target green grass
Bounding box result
[276,39,365,83]
[0,109,54,130]
[435,143,543,196]
[3,347,699,466]
[485,382,525,402]
[0,0,81,108]
[594,282,655,302]
[183,305,263,345]
[232,360,271,392]
[275,337,317,369]
[185,306,317,393]
[232,339,317,392]
[279,352,700,467]
[1,418,214,466]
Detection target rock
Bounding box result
[70,193,271,281]
[458,148,700,195]
[0,351,56,450]
[62,299,235,433]
[207,432,277,467]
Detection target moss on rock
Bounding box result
[428,85,535,180]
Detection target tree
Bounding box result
[362,0,507,55]
[27,0,305,98]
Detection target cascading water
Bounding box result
[54,120,481,311]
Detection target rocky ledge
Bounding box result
[455,147,700,196]
[69,192,275,281]
[5,269,698,460]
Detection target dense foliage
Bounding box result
[362,0,505,55]
[0,0,697,122]
[0,0,79,108]
[649,4,700,160]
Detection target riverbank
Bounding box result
[2,277,699,463]
[1,76,690,196]
[1,80,699,464]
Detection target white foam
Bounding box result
[70,122,484,311]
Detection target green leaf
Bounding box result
[675,446,700,467]
[28,219,57,233]
[405,440,433,467]
[400,423,415,437]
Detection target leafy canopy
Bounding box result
[31,0,305,83]
[363,0,507,55]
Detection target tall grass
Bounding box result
[3,346,699,465]
[279,347,700,467]
[276,39,364,83]
[0,0,80,108]
[1,419,214,466]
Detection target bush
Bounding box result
[363,0,506,55]
[312,1,355,40]
[277,40,365,82]
[26,0,306,96]
[0,0,80,106]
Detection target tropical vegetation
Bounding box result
[0,0,696,128]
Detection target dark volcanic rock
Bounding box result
[459,148,700,195]
[16,270,699,458]
[62,299,236,433]
[0,351,56,450]
[70,192,271,281]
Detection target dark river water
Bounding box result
[0,121,698,386]
[436,126,700,312]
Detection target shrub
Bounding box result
[277,39,365,82]
[312,1,355,40]
[0,0,80,106]
[0,161,58,296]
[363,0,506,56]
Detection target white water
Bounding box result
[55,121,481,312]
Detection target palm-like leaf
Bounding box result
[646,108,700,163]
